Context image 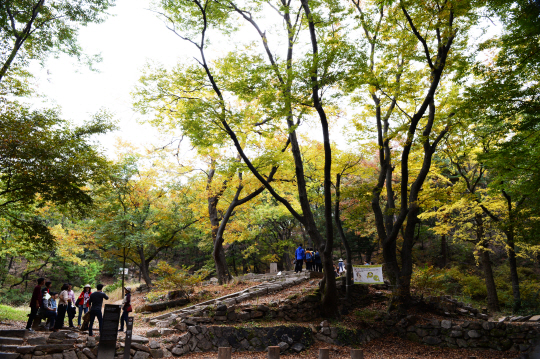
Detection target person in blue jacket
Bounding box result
[294,245,305,273]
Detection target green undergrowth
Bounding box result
[411,264,540,314]
[0,304,29,321]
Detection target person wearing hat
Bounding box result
[76,284,92,327]
[338,258,344,275]
[119,287,132,332]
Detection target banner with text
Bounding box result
[353,265,384,284]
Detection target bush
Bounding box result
[152,261,210,299]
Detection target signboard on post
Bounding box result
[123,317,134,359]
[352,265,384,284]
[97,304,121,359]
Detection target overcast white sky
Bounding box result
[32,0,198,156]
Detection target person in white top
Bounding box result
[54,283,70,330]
[66,283,76,328]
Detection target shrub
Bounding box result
[152,261,210,299]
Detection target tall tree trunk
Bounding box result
[476,215,500,313]
[503,191,521,312]
[137,247,152,286]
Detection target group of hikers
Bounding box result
[294,245,375,277]
[26,278,132,337]
[293,245,323,273]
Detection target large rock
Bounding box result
[131,336,150,344]
[15,347,34,354]
[82,349,96,359]
[291,343,305,353]
[146,329,161,338]
[131,344,150,353]
[34,345,73,354]
[132,351,150,359]
[278,342,289,352]
[150,349,163,359]
[86,337,96,348]
[27,337,47,346]
[63,350,77,359]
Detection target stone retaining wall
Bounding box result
[385,316,540,353]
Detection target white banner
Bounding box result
[353,265,384,284]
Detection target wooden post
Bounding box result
[319,348,329,359]
[218,347,231,359]
[351,349,363,359]
[268,346,280,359]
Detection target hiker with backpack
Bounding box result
[305,248,313,271]
[314,250,322,272]
[294,245,305,273]
[77,284,92,327]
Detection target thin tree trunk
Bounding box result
[440,235,447,268]
[335,173,353,299]
[502,191,521,312]
[476,215,499,312]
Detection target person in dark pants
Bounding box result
[26,277,45,332]
[314,250,322,272]
[88,284,109,337]
[54,283,70,330]
[42,292,58,330]
[119,287,132,332]
[294,245,305,273]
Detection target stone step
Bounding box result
[0,339,22,346]
[0,331,27,339]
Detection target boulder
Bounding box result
[82,348,96,359]
[34,345,73,354]
[132,336,150,344]
[150,349,164,358]
[278,342,289,352]
[15,347,34,354]
[159,328,174,336]
[291,343,305,353]
[63,351,78,359]
[133,351,150,359]
[27,337,47,346]
[149,341,160,350]
[146,329,161,338]
[441,320,452,329]
[86,337,96,348]
[131,344,150,353]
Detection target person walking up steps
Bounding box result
[294,245,305,273]
[26,277,44,332]
[119,287,132,332]
[88,284,109,337]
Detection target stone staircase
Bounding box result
[146,271,311,325]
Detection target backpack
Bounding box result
[314,252,320,262]
[306,251,313,262]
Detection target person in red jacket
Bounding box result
[26,277,45,332]
[76,284,92,328]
